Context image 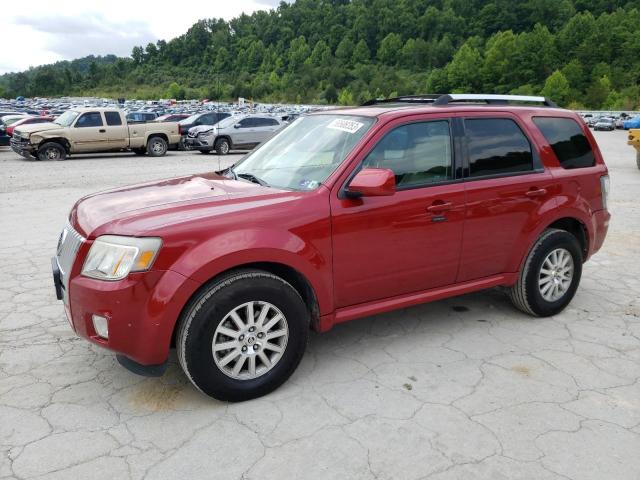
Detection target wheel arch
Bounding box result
[170,261,322,348]
[38,137,70,153]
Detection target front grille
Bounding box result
[56,223,85,296]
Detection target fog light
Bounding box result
[92,314,109,339]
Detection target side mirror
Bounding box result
[234,124,241,129]
[347,168,396,198]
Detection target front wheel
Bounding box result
[146,136,168,157]
[177,269,309,401]
[37,142,66,161]
[509,229,583,317]
[215,138,230,155]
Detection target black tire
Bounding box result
[133,148,146,156]
[215,138,230,155]
[146,136,168,157]
[37,142,66,161]
[177,269,309,402]
[509,229,583,317]
[199,149,211,155]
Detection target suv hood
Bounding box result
[71,172,301,237]
[189,124,216,135]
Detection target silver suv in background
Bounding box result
[185,115,285,155]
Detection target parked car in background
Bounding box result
[126,111,158,123]
[153,114,190,123]
[185,114,285,154]
[1,115,30,131]
[0,126,9,146]
[594,118,615,131]
[177,112,231,149]
[6,116,55,136]
[623,116,640,130]
[615,118,625,129]
[11,108,180,160]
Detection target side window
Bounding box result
[201,114,214,124]
[238,118,254,128]
[75,112,103,128]
[104,112,122,126]
[362,121,453,188]
[465,118,533,177]
[254,118,272,127]
[533,117,595,169]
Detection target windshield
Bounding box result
[233,114,374,191]
[217,116,240,128]
[3,116,28,126]
[55,110,79,127]
[180,114,200,125]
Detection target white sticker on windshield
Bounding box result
[327,118,364,134]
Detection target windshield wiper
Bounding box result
[236,173,269,187]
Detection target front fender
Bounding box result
[169,227,333,315]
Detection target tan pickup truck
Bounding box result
[10,108,180,160]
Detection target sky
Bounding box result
[0,0,283,74]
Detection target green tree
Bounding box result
[445,42,483,92]
[335,37,355,64]
[377,33,402,66]
[338,87,354,105]
[352,39,370,65]
[541,70,570,105]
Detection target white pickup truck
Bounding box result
[10,108,181,160]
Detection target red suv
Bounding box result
[52,94,610,401]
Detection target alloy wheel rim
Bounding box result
[538,248,574,302]
[212,301,289,380]
[220,142,229,154]
[152,141,164,154]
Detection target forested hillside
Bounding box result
[1,0,640,108]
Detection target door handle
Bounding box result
[98,129,106,133]
[525,188,547,198]
[427,201,453,213]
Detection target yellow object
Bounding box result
[136,251,155,269]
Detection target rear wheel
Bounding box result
[215,138,230,155]
[177,269,309,401]
[146,136,168,157]
[509,229,583,317]
[37,142,66,161]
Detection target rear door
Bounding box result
[104,111,128,149]
[251,117,279,144]
[458,115,555,281]
[71,112,108,152]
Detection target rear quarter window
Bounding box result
[533,117,595,169]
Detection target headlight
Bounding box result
[81,235,162,281]
[199,129,214,137]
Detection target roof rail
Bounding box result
[362,93,558,108]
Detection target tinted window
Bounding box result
[363,121,453,187]
[465,118,533,177]
[104,112,122,126]
[75,112,103,128]
[238,118,255,128]
[533,117,595,169]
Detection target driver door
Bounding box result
[72,112,108,152]
[330,116,465,308]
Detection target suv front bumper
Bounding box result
[185,135,214,149]
[10,137,35,157]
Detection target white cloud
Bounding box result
[0,0,283,74]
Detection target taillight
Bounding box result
[600,175,610,210]
[178,125,183,135]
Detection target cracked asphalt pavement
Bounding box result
[1,132,639,480]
